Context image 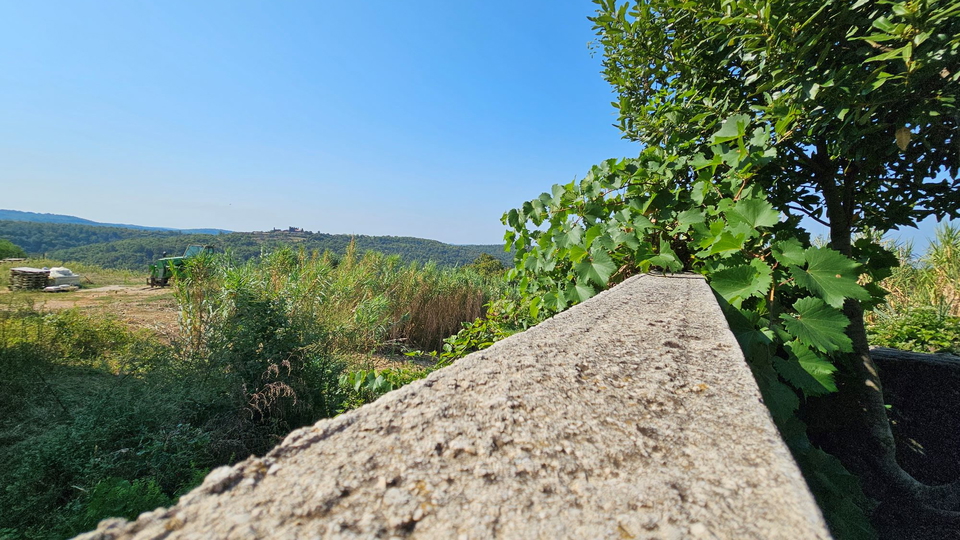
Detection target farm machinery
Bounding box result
[147,245,215,287]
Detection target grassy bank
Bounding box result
[0,247,508,539]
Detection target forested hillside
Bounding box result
[0,221,511,268]
[0,209,227,234]
[0,220,178,254]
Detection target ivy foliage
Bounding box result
[504,118,877,537]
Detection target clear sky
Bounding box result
[0,1,953,248]
[1,1,638,244]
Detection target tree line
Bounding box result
[0,220,511,269]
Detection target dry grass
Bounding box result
[879,222,960,317]
[0,258,143,289]
[173,244,507,358]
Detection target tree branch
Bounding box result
[783,141,825,174]
[787,204,829,226]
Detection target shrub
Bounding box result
[869,307,960,355]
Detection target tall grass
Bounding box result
[868,222,960,354]
[174,244,506,357]
[0,303,206,538]
[874,222,960,317]
[168,244,508,444]
[0,245,508,538]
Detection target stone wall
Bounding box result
[77,274,831,539]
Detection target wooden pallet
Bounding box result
[9,267,50,291]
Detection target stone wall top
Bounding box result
[78,274,831,540]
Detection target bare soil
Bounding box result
[1,285,180,341]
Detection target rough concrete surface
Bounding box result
[76,274,831,540]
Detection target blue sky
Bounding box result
[1,1,638,244]
[0,1,953,248]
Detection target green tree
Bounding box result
[467,253,506,277]
[0,238,26,259]
[507,0,959,530]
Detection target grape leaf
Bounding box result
[585,224,604,249]
[551,184,566,203]
[719,302,775,361]
[566,244,588,263]
[647,239,683,272]
[611,228,641,250]
[710,261,771,307]
[772,238,806,266]
[674,208,706,232]
[780,297,853,353]
[752,361,800,424]
[574,249,616,287]
[568,282,596,303]
[791,247,871,307]
[542,292,566,313]
[698,230,745,257]
[558,225,583,249]
[773,341,838,396]
[727,198,780,229]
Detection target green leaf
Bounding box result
[551,183,566,203]
[772,238,806,266]
[752,361,800,424]
[559,225,583,249]
[542,292,566,313]
[710,261,771,307]
[715,299,775,361]
[727,198,780,229]
[774,341,838,396]
[791,247,870,307]
[567,244,588,263]
[632,214,654,232]
[690,153,717,171]
[711,114,751,144]
[505,208,520,228]
[780,297,853,353]
[569,282,596,303]
[798,447,876,540]
[675,208,706,232]
[574,249,617,287]
[647,239,682,271]
[699,230,745,257]
[690,180,712,205]
[872,16,897,33]
[611,228,641,250]
[727,221,760,241]
[585,224,604,249]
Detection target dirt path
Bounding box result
[2,285,180,341]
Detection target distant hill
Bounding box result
[0,220,179,254]
[0,209,228,235]
[0,220,511,269]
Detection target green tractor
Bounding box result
[148,245,215,287]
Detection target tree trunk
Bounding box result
[812,158,960,520]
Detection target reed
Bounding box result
[867,222,960,354]
[878,222,960,317]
